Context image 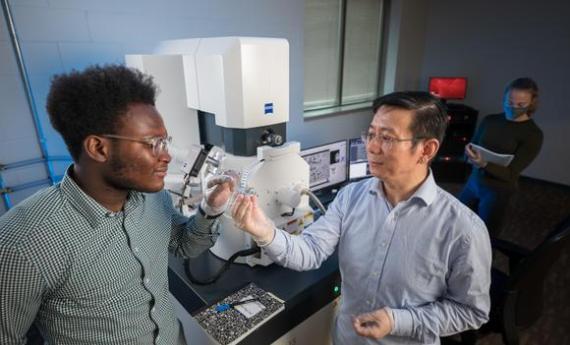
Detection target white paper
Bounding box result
[469,143,514,167]
[234,295,266,319]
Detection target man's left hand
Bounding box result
[352,307,393,340]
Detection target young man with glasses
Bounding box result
[0,65,234,344]
[231,91,492,344]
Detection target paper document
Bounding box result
[234,295,266,319]
[469,143,514,167]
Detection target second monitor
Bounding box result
[300,140,348,192]
[348,137,371,180]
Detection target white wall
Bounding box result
[420,0,570,185]
[3,0,566,214]
[0,0,310,213]
[0,0,385,214]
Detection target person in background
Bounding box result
[231,91,492,344]
[0,65,234,345]
[459,77,543,236]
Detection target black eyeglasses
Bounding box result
[102,134,172,156]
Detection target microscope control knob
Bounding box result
[260,129,283,146]
[272,134,283,145]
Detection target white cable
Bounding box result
[301,188,326,214]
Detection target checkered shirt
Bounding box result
[0,169,220,344]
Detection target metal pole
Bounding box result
[0,156,71,171]
[1,0,58,186]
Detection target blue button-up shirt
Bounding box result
[265,173,491,344]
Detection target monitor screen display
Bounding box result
[349,137,371,180]
[428,77,467,100]
[300,140,347,192]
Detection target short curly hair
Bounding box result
[46,64,157,161]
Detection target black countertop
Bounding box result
[168,249,341,344]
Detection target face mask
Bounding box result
[504,105,529,119]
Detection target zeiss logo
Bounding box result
[264,102,274,115]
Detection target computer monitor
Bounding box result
[348,137,371,180]
[428,77,467,100]
[300,140,347,192]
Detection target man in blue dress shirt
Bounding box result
[231,91,492,344]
